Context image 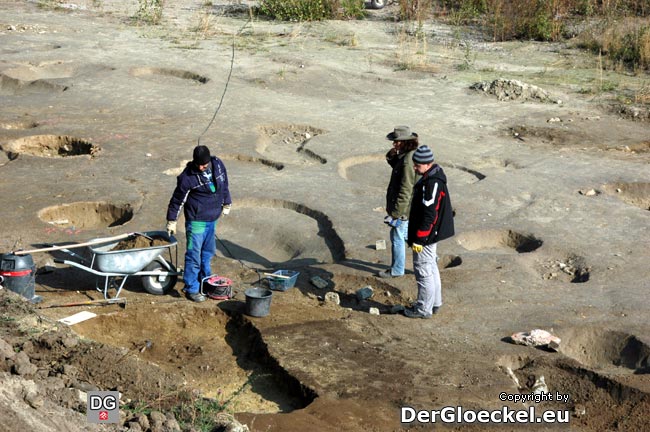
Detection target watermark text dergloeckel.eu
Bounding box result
[401,391,572,425]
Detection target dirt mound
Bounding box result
[470,78,558,103]
[112,235,169,251]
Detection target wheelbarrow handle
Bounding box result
[13,232,144,255]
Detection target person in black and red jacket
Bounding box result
[404,145,455,318]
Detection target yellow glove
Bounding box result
[166,220,177,236]
[412,243,423,253]
[222,204,231,216]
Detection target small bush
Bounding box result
[400,0,434,22]
[259,0,332,21]
[577,17,650,70]
[335,0,367,19]
[605,22,650,69]
[136,0,164,24]
[259,0,365,20]
[482,0,568,41]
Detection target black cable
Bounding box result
[197,16,252,146]
[216,235,267,285]
[198,15,265,282]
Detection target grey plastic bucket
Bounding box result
[244,287,273,317]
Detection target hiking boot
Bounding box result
[186,292,206,303]
[403,307,432,319]
[377,270,401,279]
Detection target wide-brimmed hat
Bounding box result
[386,125,418,141]
[193,145,211,165]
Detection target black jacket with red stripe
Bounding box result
[407,164,454,246]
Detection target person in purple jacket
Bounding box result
[166,145,232,302]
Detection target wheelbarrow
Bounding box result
[52,231,181,299]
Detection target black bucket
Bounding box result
[244,287,273,317]
[0,253,41,304]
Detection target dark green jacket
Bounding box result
[385,149,420,219]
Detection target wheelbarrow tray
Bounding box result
[89,231,177,274]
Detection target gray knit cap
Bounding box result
[412,145,434,164]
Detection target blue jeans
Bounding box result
[183,220,217,294]
[389,220,409,276]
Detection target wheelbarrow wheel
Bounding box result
[141,258,177,295]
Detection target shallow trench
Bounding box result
[497,330,650,431]
[71,304,316,414]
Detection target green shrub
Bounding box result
[259,0,332,21]
[336,0,366,19]
[258,0,365,20]
[577,18,650,70]
[605,22,650,70]
[136,0,164,24]
[514,3,556,41]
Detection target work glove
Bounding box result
[383,216,402,228]
[222,204,231,216]
[166,220,177,236]
[412,243,423,253]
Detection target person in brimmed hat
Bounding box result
[403,145,455,318]
[166,145,232,302]
[377,126,421,279]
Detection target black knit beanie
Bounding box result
[193,145,211,165]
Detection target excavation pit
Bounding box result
[217,198,345,266]
[558,327,650,373]
[0,120,38,130]
[38,201,133,229]
[256,124,327,165]
[129,67,210,84]
[456,229,543,253]
[1,135,99,158]
[337,155,485,187]
[603,182,650,211]
[439,254,463,268]
[498,353,650,431]
[71,305,316,413]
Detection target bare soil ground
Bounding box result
[1,0,649,431]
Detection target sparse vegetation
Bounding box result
[432,0,650,71]
[259,0,365,21]
[259,0,332,21]
[395,23,437,72]
[189,9,217,38]
[135,0,164,25]
[324,30,359,46]
[121,379,253,432]
[336,0,366,19]
[400,0,434,22]
[576,18,650,71]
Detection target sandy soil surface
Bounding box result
[1,0,649,431]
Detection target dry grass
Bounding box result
[190,10,218,38]
[634,82,650,103]
[576,17,650,71]
[428,1,650,70]
[394,24,438,72]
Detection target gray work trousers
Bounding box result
[412,242,441,315]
